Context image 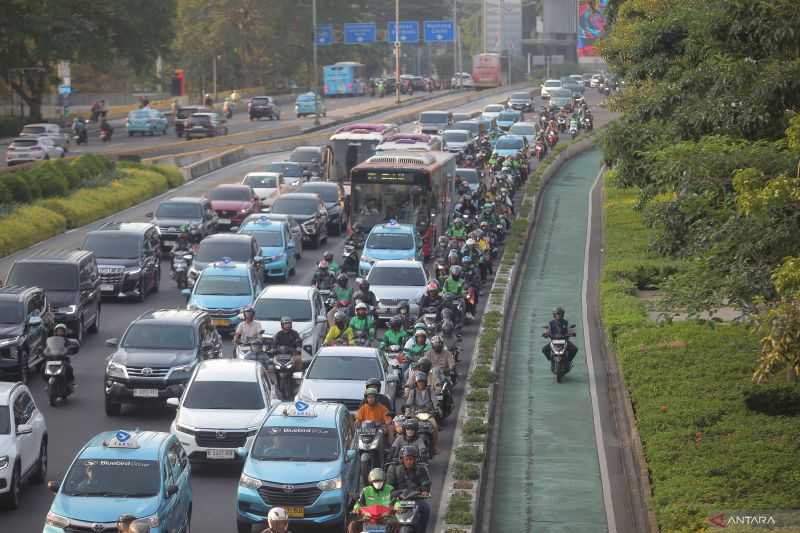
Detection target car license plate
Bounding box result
[133,388,159,398]
[217,218,230,225]
[206,448,235,460]
[100,284,114,292]
[212,319,230,327]
[285,506,304,518]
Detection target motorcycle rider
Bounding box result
[381,316,409,350]
[45,323,78,385]
[233,307,261,352]
[365,378,393,412]
[333,273,353,304]
[349,302,376,345]
[425,336,456,379]
[443,265,465,298]
[390,419,429,462]
[170,226,194,275]
[259,507,291,533]
[353,278,378,309]
[272,317,303,372]
[417,281,444,319]
[348,468,396,533]
[323,251,341,274]
[356,388,392,442]
[311,260,336,291]
[405,371,438,454]
[386,446,432,533]
[324,310,354,346]
[99,117,113,140]
[433,235,450,264]
[541,306,578,363]
[72,116,88,144]
[403,329,432,367]
[447,218,467,241]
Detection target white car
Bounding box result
[6,137,64,166]
[242,171,283,207]
[0,382,47,509]
[481,104,505,121]
[18,123,69,149]
[168,359,276,462]
[296,346,400,413]
[540,79,563,99]
[451,72,474,88]
[252,285,328,365]
[368,260,428,321]
[590,74,604,88]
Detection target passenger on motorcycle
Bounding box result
[386,446,432,533]
[541,306,578,363]
[443,266,465,297]
[323,311,354,346]
[447,218,467,240]
[233,307,262,349]
[390,419,429,463]
[311,260,336,290]
[348,468,396,533]
[46,323,78,384]
[259,507,291,533]
[403,329,431,366]
[272,317,303,371]
[426,336,456,377]
[323,251,341,275]
[349,302,376,344]
[405,371,439,454]
[381,316,410,350]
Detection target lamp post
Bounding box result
[212,54,217,100]
[312,0,320,125]
[395,0,401,104]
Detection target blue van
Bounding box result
[44,430,192,532]
[359,220,420,276]
[183,259,261,333]
[238,217,297,282]
[236,401,359,532]
[295,92,326,118]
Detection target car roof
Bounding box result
[293,146,322,152]
[23,123,52,128]
[257,284,315,300]
[0,285,39,302]
[511,121,537,128]
[191,112,215,117]
[370,221,414,234]
[213,184,251,191]
[299,181,337,189]
[240,219,287,232]
[0,382,25,404]
[200,233,254,244]
[315,346,380,358]
[444,129,471,136]
[369,259,423,269]
[11,137,46,143]
[92,221,153,234]
[195,359,259,382]
[163,196,205,204]
[79,430,169,460]
[16,249,91,264]
[244,213,296,225]
[269,161,301,167]
[275,192,321,201]
[245,171,281,177]
[264,401,340,428]
[135,308,204,325]
[201,261,252,276]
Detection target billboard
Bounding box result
[577,0,608,60]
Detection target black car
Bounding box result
[296,181,347,236]
[248,96,281,120]
[269,192,329,248]
[0,286,54,383]
[81,222,161,302]
[288,146,326,177]
[189,233,262,286]
[5,250,101,342]
[103,309,223,415]
[174,106,210,137]
[265,161,304,185]
[185,112,228,139]
[148,196,219,251]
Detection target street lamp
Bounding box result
[395,0,401,104]
[312,0,320,125]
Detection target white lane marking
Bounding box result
[582,164,618,533]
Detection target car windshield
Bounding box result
[129,110,149,119]
[510,125,536,136]
[155,202,202,219]
[195,274,251,296]
[420,112,448,124]
[496,137,523,150]
[0,302,23,324]
[21,126,47,134]
[498,112,518,122]
[289,150,320,163]
[252,98,271,106]
[251,426,339,462]
[366,232,413,250]
[62,458,160,497]
[190,114,212,124]
[254,298,312,321]
[267,163,302,178]
[122,324,195,350]
[307,355,381,380]
[444,131,469,143]
[242,229,283,247]
[299,185,337,202]
[550,89,571,98]
[484,105,504,113]
[209,188,250,202]
[368,266,425,286]
[457,170,478,183]
[7,263,77,291]
[271,198,317,216]
[297,94,315,102]
[183,381,264,410]
[243,175,278,189]
[545,81,561,88]
[195,241,251,263]
[83,233,140,260]
[511,93,529,100]
[176,108,203,119]
[453,122,478,135]
[0,406,9,434]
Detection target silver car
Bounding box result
[19,123,69,149]
[295,346,400,412]
[367,260,428,321]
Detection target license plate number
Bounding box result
[285,506,304,518]
[206,448,235,460]
[100,284,114,292]
[217,218,230,224]
[212,319,230,327]
[133,388,159,398]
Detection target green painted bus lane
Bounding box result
[492,149,607,532]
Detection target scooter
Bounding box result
[534,141,546,161]
[358,420,385,487]
[546,130,558,148]
[342,240,360,275]
[351,503,395,532]
[271,346,297,400]
[43,337,79,406]
[393,490,430,533]
[73,123,88,145]
[543,324,576,383]
[569,120,579,140]
[171,251,193,289]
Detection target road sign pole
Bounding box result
[395,0,401,104]
[313,0,320,126]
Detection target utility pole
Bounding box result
[212,55,217,101]
[395,0,401,104]
[453,0,458,88]
[482,0,487,53]
[312,0,320,125]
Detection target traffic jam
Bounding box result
[0,77,596,533]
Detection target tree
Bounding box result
[0,0,175,120]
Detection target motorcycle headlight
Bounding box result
[56,305,77,315]
[0,337,19,349]
[368,437,382,450]
[317,476,342,491]
[106,360,128,379]
[239,208,250,214]
[46,511,70,528]
[0,455,9,469]
[239,473,263,490]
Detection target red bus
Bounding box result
[472,53,502,89]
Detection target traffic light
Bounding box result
[172,69,185,96]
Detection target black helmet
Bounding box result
[359,279,370,291]
[390,316,403,329]
[450,265,462,277]
[403,418,419,434]
[415,357,432,374]
[553,306,565,317]
[280,316,292,328]
[366,378,381,392]
[337,273,348,287]
[401,445,419,459]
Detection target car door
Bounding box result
[168,439,191,531]
[80,258,100,326]
[340,412,359,500]
[142,230,157,290]
[12,389,36,474]
[259,367,276,407]
[159,448,179,531]
[283,225,295,271]
[312,292,327,352]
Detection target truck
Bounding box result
[472,53,503,89]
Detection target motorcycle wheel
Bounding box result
[48,385,58,407]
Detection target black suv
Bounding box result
[5,250,101,342]
[0,286,54,383]
[103,309,223,415]
[174,105,210,137]
[289,146,326,176]
[149,196,219,252]
[297,181,347,235]
[248,96,280,120]
[185,112,228,139]
[269,192,329,248]
[82,222,161,301]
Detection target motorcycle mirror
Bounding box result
[183,254,193,260]
[145,212,154,218]
[292,371,303,381]
[47,480,60,494]
[166,397,180,409]
[105,338,118,347]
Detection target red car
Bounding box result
[207,184,260,229]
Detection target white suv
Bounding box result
[5,137,65,166]
[540,79,563,99]
[169,359,277,462]
[0,382,47,509]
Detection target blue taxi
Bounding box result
[295,92,326,118]
[44,430,192,532]
[236,401,359,532]
[183,259,261,333]
[359,220,420,276]
[238,216,297,282]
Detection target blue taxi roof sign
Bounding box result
[102,430,140,449]
[258,216,271,224]
[387,219,398,226]
[282,400,317,417]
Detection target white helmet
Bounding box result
[268,507,289,528]
[466,238,476,247]
[355,302,368,311]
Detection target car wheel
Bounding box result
[134,278,146,302]
[88,305,100,334]
[33,437,47,484]
[76,317,85,343]
[0,463,20,509]
[18,348,29,384]
[105,396,122,416]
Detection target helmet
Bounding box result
[243,306,255,317]
[462,255,472,264]
[324,251,334,262]
[553,306,565,317]
[359,279,370,291]
[393,414,407,427]
[355,302,368,312]
[318,260,329,270]
[390,316,403,329]
[414,328,427,339]
[401,445,419,459]
[117,515,136,529]
[450,265,462,277]
[334,310,347,324]
[454,218,463,226]
[415,358,432,374]
[54,323,68,335]
[480,221,489,229]
[426,281,439,293]
[364,387,378,397]
[403,418,419,434]
[129,523,149,533]
[431,335,443,349]
[368,467,385,484]
[438,236,448,247]
[268,507,289,529]
[366,378,381,392]
[414,371,428,383]
[337,273,348,287]
[280,316,292,328]
[466,238,476,247]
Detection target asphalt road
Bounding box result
[0,88,551,532]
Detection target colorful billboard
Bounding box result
[577,0,608,60]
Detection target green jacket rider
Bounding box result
[349,303,376,341]
[323,251,341,274]
[353,468,395,515]
[381,317,409,349]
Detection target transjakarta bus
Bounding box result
[375,133,443,153]
[328,123,399,183]
[349,151,457,247]
[323,62,367,96]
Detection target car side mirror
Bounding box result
[387,374,399,383]
[316,315,327,324]
[292,371,303,381]
[28,315,42,327]
[229,226,239,233]
[165,484,179,498]
[570,324,577,329]
[16,423,33,435]
[145,212,154,218]
[166,397,180,409]
[47,480,60,494]
[254,256,264,263]
[287,241,295,249]
[105,338,119,347]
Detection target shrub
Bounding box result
[466,389,489,402]
[445,491,473,525]
[0,205,67,256]
[0,181,12,206]
[463,418,488,435]
[28,167,69,198]
[455,445,484,463]
[454,461,480,480]
[0,173,34,203]
[743,386,800,416]
[148,164,183,188]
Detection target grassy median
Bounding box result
[602,179,800,533]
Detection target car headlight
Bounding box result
[56,305,77,315]
[317,476,342,491]
[0,337,18,349]
[190,222,201,231]
[46,511,70,528]
[126,267,142,276]
[170,363,195,378]
[302,219,316,230]
[240,473,263,490]
[176,423,196,436]
[0,455,8,469]
[240,208,250,214]
[106,360,128,379]
[186,303,198,311]
[133,515,160,528]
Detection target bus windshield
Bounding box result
[351,182,426,231]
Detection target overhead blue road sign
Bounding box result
[316,25,333,46]
[424,20,455,43]
[387,21,420,44]
[58,85,71,95]
[344,23,377,44]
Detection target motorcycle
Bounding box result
[235,336,271,366]
[544,324,576,383]
[43,337,79,406]
[318,288,334,311]
[171,251,193,289]
[443,292,465,328]
[352,503,395,533]
[358,420,385,487]
[392,490,430,533]
[73,123,88,145]
[100,128,112,142]
[272,346,298,400]
[534,141,546,161]
[420,306,441,336]
[546,130,558,148]
[582,116,593,131]
[557,115,567,132]
[569,120,579,140]
[404,407,436,451]
[342,241,360,275]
